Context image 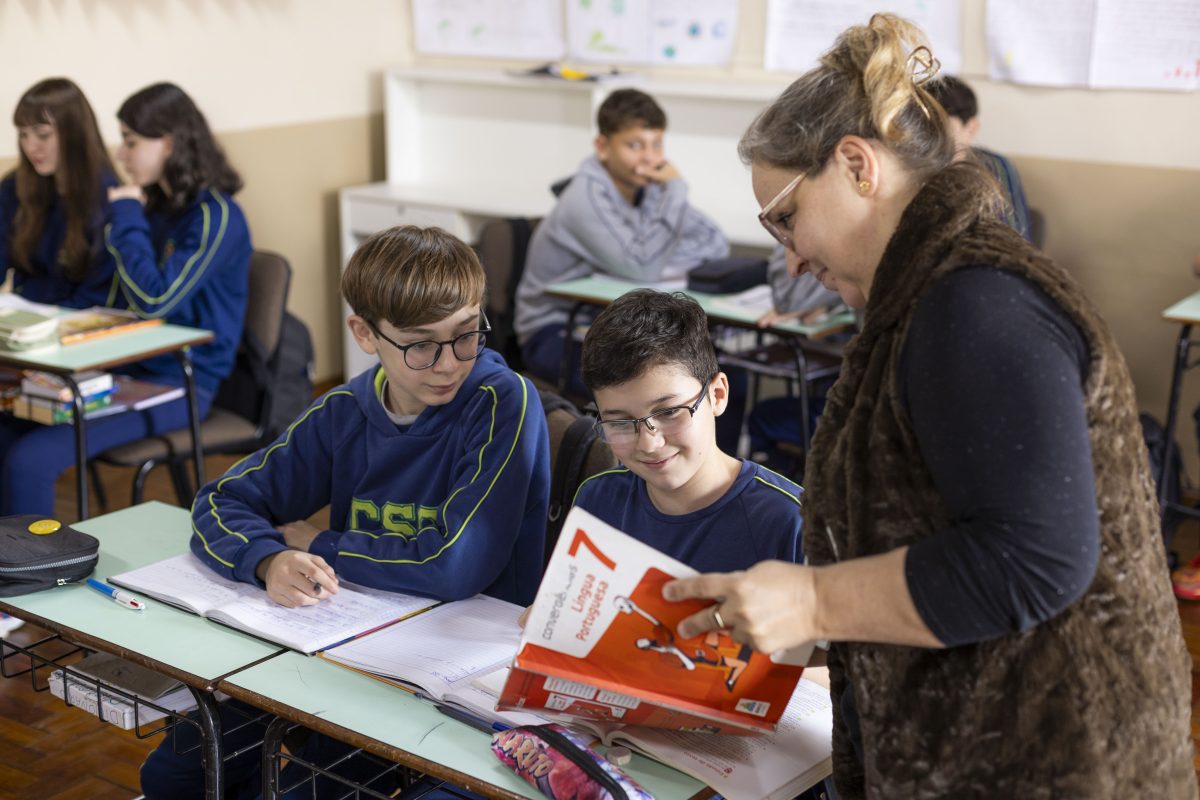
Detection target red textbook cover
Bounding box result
[498,508,807,734]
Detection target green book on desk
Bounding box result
[110,553,438,654]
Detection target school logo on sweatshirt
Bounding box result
[348,499,440,538]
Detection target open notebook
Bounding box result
[109,554,437,654]
[321,594,546,729]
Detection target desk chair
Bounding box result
[475,217,540,371]
[92,250,293,508]
[1028,207,1046,250]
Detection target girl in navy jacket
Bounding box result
[0,83,250,515]
[1,78,118,307]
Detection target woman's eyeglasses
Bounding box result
[369,313,491,371]
[593,381,712,448]
[758,172,805,249]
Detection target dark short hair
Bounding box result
[581,290,717,392]
[596,89,667,136]
[926,75,977,124]
[341,225,485,329]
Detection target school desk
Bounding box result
[1160,291,1200,524]
[0,502,285,800]
[0,323,213,519]
[218,650,710,800]
[545,275,854,447]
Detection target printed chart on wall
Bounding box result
[412,0,565,60]
[988,0,1200,91]
[763,0,963,76]
[566,0,739,66]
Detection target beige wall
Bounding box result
[6,1,1200,475]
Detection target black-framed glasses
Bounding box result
[368,312,491,370]
[758,172,805,249]
[593,380,712,448]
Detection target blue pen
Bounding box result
[435,703,510,733]
[86,579,146,611]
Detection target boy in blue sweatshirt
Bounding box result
[515,89,729,394]
[574,289,803,573]
[143,225,550,800]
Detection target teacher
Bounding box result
[666,13,1195,798]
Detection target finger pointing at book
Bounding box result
[257,550,339,608]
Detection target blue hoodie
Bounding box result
[190,350,550,606]
[0,171,119,308]
[105,189,251,393]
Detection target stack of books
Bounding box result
[48,652,197,730]
[13,371,186,425]
[15,370,117,425]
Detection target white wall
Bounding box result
[0,0,408,156]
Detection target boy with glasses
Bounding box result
[146,226,550,799]
[574,289,803,573]
[189,224,549,606]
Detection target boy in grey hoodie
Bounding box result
[515,88,728,392]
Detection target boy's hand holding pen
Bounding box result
[257,548,340,608]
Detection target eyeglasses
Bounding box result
[593,381,711,448]
[368,313,491,370]
[758,172,805,250]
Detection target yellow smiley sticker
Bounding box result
[28,519,61,535]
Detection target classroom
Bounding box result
[1,1,1199,798]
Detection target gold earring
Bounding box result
[858,180,871,192]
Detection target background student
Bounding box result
[926,74,1033,242]
[0,82,251,517]
[143,225,550,799]
[667,14,1194,797]
[514,88,729,396]
[1,77,118,306]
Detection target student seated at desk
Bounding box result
[514,88,729,396]
[0,82,250,517]
[141,225,550,800]
[925,75,1033,243]
[2,78,118,307]
[575,288,803,569]
[746,244,844,473]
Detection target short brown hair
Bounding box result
[597,89,667,136]
[341,225,485,328]
[581,290,717,392]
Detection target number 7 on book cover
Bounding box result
[499,507,806,735]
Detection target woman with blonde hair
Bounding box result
[668,14,1195,797]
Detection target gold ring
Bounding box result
[712,607,726,629]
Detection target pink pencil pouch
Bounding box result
[491,724,653,800]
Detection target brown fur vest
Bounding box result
[804,165,1196,798]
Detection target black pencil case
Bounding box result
[686,256,769,294]
[0,515,98,597]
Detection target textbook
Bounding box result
[109,554,438,654]
[482,667,832,800]
[48,652,197,730]
[21,370,114,402]
[320,595,547,730]
[498,507,809,735]
[13,390,118,425]
[57,307,162,345]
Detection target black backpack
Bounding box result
[540,390,617,570]
[215,311,315,444]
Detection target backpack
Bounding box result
[215,311,315,444]
[540,389,617,570]
[1139,412,1182,547]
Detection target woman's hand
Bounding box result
[756,308,800,328]
[107,185,146,204]
[665,560,819,654]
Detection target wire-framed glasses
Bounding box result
[758,172,805,250]
[593,380,711,448]
[368,312,491,370]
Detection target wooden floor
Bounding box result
[2,465,1200,798]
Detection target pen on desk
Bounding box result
[435,703,510,733]
[86,579,146,611]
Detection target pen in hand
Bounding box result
[86,578,146,611]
